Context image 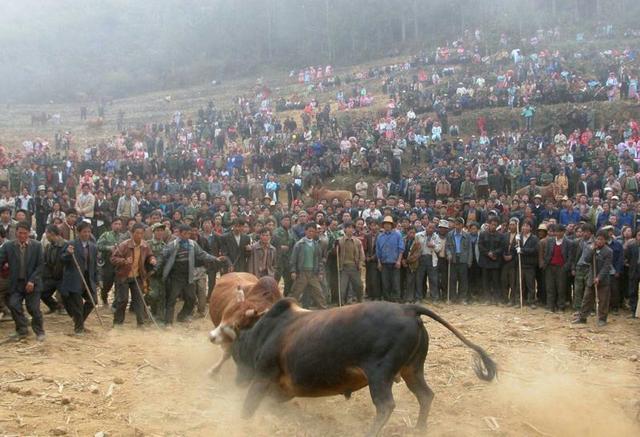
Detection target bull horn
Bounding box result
[244,308,257,317]
[235,287,245,302]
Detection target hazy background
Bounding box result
[0,0,637,103]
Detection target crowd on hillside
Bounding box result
[1,26,639,341]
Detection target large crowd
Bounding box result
[0,26,639,341]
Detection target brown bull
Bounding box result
[309,186,353,203]
[207,272,281,375]
[516,182,560,201]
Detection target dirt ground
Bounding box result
[1,300,639,437]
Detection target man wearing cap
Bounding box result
[415,222,442,302]
[478,216,504,304]
[376,216,404,302]
[572,223,595,311]
[96,218,123,306]
[543,224,573,312]
[147,223,167,320]
[445,218,472,303]
[572,230,613,326]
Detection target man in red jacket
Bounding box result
[110,223,156,328]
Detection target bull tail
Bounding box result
[411,305,497,381]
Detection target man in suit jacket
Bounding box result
[221,218,250,272]
[517,220,539,307]
[543,224,574,312]
[0,222,45,341]
[60,221,98,335]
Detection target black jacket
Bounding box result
[0,239,44,292]
[519,233,539,267]
[478,231,504,269]
[221,232,251,272]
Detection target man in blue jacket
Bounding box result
[376,216,404,301]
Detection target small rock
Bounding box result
[51,427,68,436]
[95,432,108,437]
[7,385,20,393]
[630,355,638,362]
[19,388,33,396]
[462,380,473,388]
[113,377,124,385]
[61,396,71,405]
[89,385,100,394]
[134,429,144,437]
[67,404,76,411]
[43,377,54,383]
[24,374,34,381]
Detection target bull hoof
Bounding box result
[344,390,352,400]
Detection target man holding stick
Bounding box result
[110,223,156,328]
[60,221,99,335]
[572,230,613,327]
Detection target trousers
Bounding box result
[579,281,611,321]
[166,274,196,324]
[8,280,44,336]
[63,286,96,333]
[416,255,438,300]
[339,266,363,303]
[291,271,327,308]
[545,265,568,310]
[113,277,145,326]
[380,263,401,301]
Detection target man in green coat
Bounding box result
[147,223,167,321]
[96,217,123,306]
[272,215,297,296]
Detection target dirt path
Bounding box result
[1,303,639,437]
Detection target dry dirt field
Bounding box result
[1,301,639,437]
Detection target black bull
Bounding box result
[231,299,497,436]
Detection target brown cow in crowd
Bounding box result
[515,182,560,202]
[309,185,353,204]
[207,272,281,375]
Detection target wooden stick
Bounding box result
[523,421,554,437]
[70,251,105,330]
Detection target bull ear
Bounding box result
[244,308,257,317]
[235,287,245,302]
